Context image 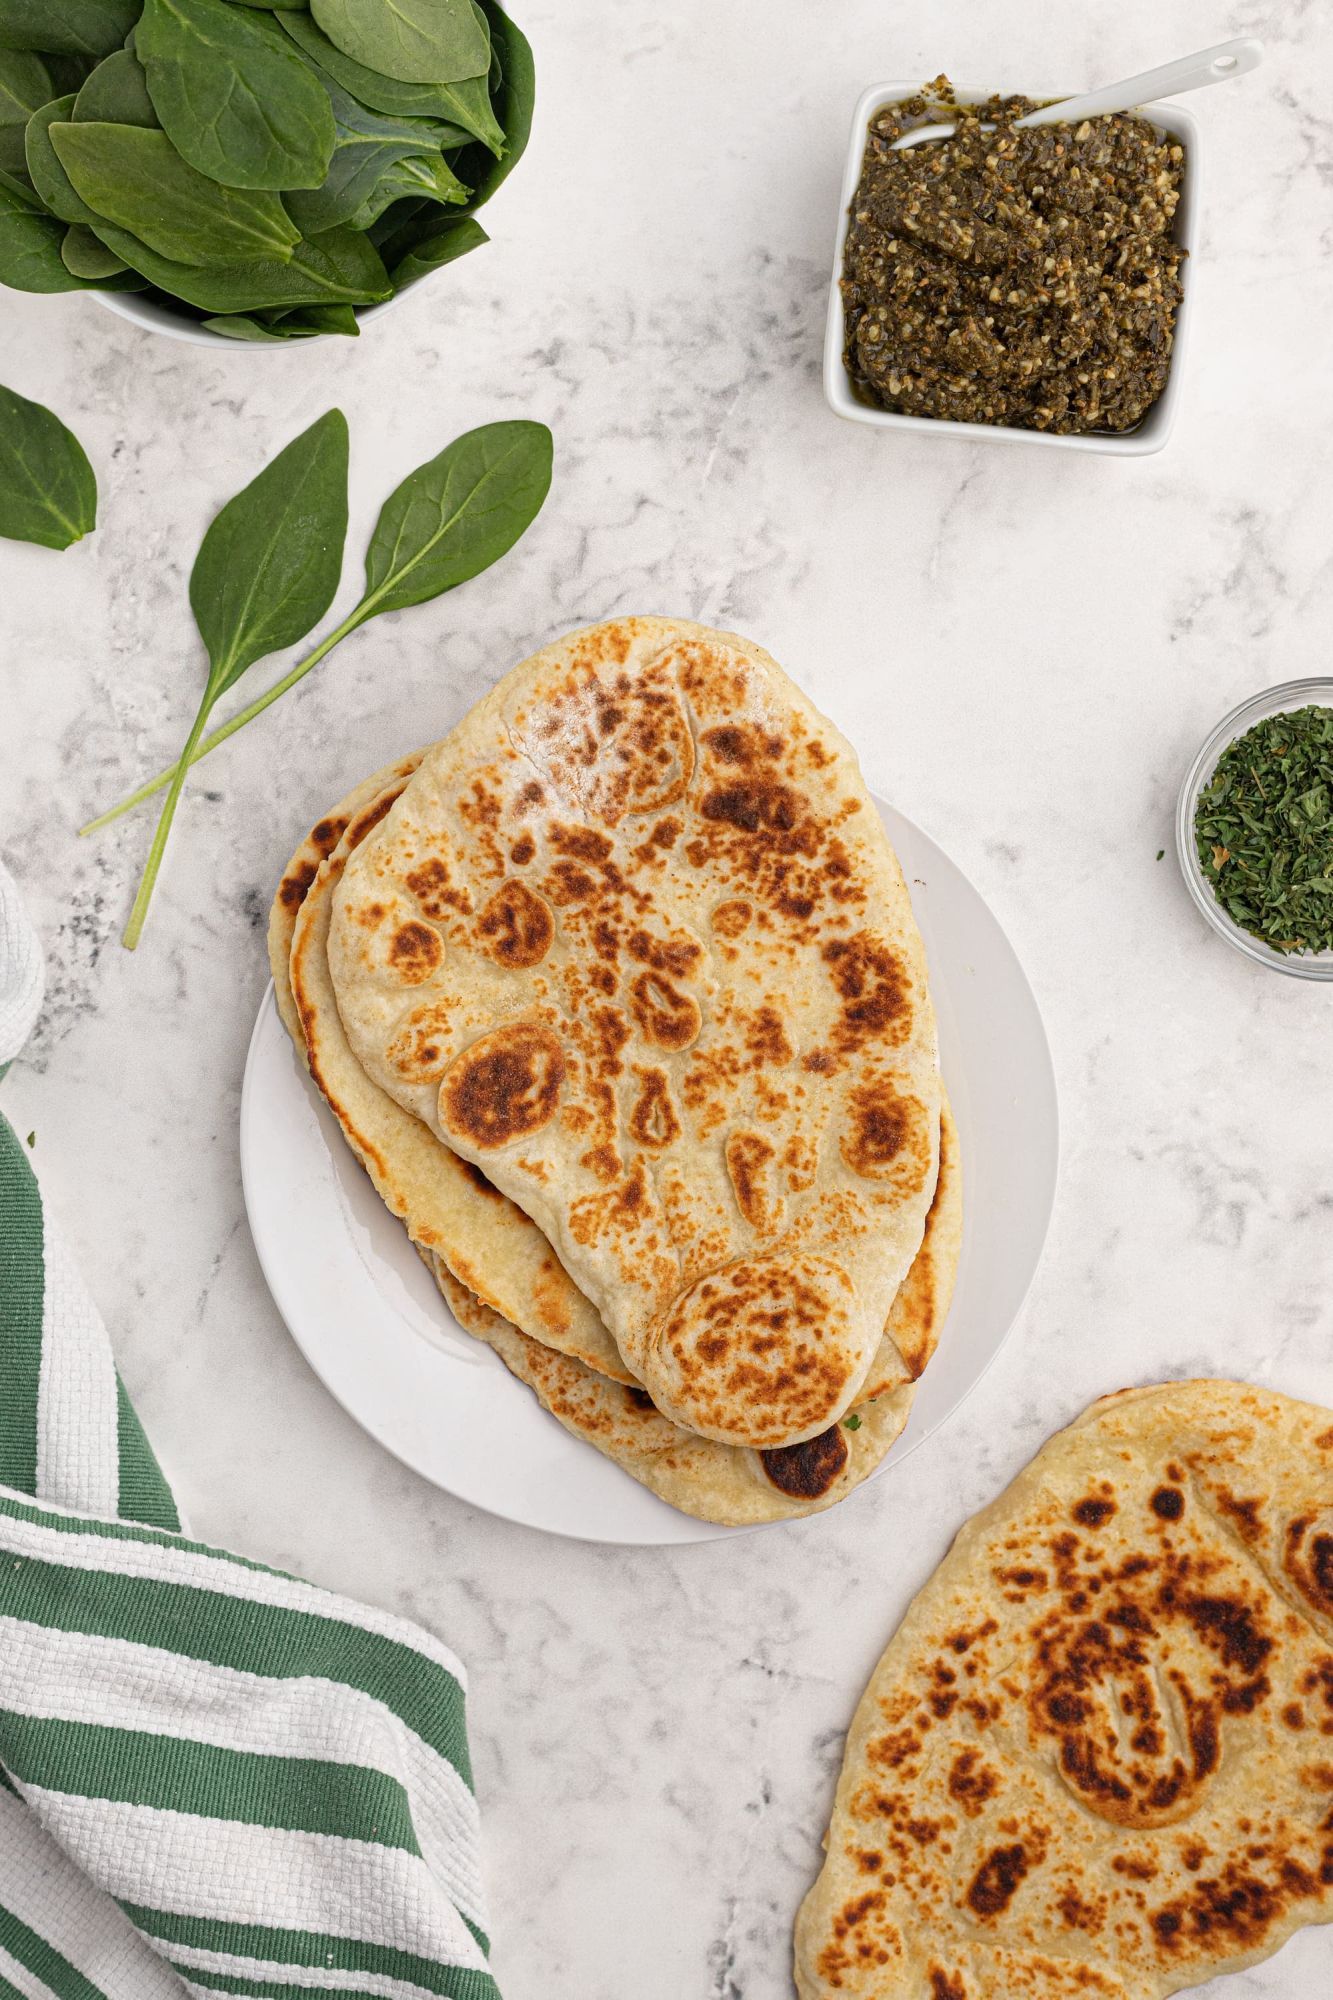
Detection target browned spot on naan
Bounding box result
[653,1253,860,1445]
[627,1068,680,1149]
[1285,1512,1333,1621]
[385,1002,457,1082]
[841,1080,931,1192]
[711,897,753,938]
[439,1023,564,1149]
[477,879,555,969]
[628,970,701,1050]
[823,932,911,1054]
[405,854,473,918]
[388,921,443,982]
[761,1424,849,1498]
[724,1130,779,1232]
[967,1842,1033,1918]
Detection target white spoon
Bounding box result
[891,36,1263,151]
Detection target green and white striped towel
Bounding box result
[0,861,500,2000]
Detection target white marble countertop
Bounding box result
[3,2,1332,1994]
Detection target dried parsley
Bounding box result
[1194,706,1333,955]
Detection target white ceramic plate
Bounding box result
[240,800,1058,1545]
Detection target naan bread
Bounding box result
[795,1380,1333,2000]
[271,763,958,1404]
[328,618,940,1449]
[283,778,631,1379]
[431,1095,958,1525]
[267,755,422,1045]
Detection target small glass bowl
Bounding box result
[1176,676,1333,981]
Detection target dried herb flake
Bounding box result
[1194,705,1333,955]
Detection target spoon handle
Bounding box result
[1016,36,1264,130]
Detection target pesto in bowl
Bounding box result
[841,79,1185,434]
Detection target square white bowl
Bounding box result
[824,81,1202,455]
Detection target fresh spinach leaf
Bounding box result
[456,0,529,213]
[0,46,50,175]
[121,408,349,948]
[280,10,495,147]
[61,219,133,275]
[52,120,301,263]
[311,0,487,86]
[0,159,37,205]
[190,408,349,698]
[138,0,334,190]
[367,192,425,242]
[88,420,552,845]
[2,0,529,331]
[73,47,159,124]
[271,299,359,332]
[0,2,141,59]
[377,208,484,289]
[354,417,550,618]
[197,310,299,339]
[201,299,358,338]
[89,211,390,308]
[375,146,466,219]
[286,81,463,234]
[26,96,101,227]
[0,178,98,288]
[0,382,97,549]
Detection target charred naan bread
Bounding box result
[267,755,423,1046]
[431,1094,958,1526]
[282,779,631,1380]
[795,1380,1333,2000]
[327,618,941,1450]
[271,766,959,1417]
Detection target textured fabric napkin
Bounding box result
[0,861,499,2000]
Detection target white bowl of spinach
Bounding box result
[0,0,533,346]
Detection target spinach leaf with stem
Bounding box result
[138,0,335,190]
[85,420,552,839]
[311,0,488,87]
[0,382,97,549]
[121,409,349,949]
[52,121,301,262]
[285,80,464,236]
[87,210,390,308]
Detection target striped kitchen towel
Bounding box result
[0,860,499,2000]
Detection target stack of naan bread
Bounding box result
[268,618,960,1526]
